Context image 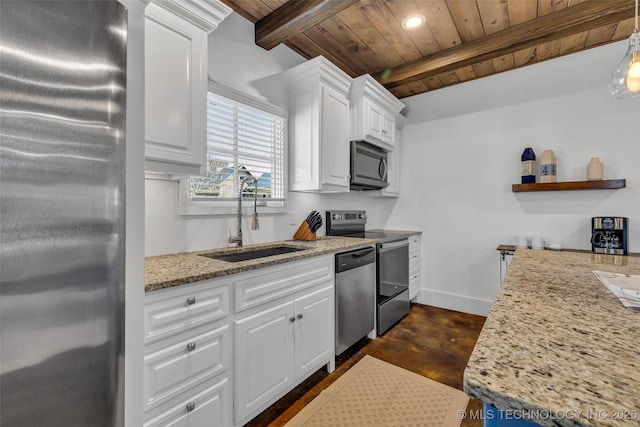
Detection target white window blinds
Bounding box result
[190,87,286,202]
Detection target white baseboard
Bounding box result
[416,289,493,316]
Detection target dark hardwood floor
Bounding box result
[246,304,487,427]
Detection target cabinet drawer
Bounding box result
[145,280,229,344]
[409,271,420,285]
[409,235,420,249]
[409,262,420,279]
[144,324,230,411]
[409,251,420,269]
[234,256,333,314]
[144,377,229,427]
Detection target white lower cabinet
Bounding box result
[143,278,232,426]
[409,235,421,300]
[143,377,229,427]
[234,301,295,422]
[294,287,333,379]
[234,280,334,425]
[143,255,335,427]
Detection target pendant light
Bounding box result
[610,0,640,98]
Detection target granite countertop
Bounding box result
[464,249,640,426]
[145,236,378,292]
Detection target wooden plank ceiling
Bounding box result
[221,0,637,99]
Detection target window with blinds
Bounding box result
[190,85,286,204]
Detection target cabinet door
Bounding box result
[234,301,295,423]
[294,286,333,379]
[320,84,350,190]
[364,99,385,143]
[144,4,207,175]
[382,113,396,148]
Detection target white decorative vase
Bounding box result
[539,149,557,183]
[587,157,603,181]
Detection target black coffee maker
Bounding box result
[591,217,629,255]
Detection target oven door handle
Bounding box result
[378,239,409,252]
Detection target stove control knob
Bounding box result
[359,213,367,219]
[332,214,341,220]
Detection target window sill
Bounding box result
[178,180,287,216]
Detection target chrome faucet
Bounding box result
[228,176,259,247]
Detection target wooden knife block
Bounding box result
[293,221,316,241]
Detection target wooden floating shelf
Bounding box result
[512,179,626,193]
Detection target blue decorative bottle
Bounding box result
[521,147,536,184]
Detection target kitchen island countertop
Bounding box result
[464,249,640,426]
[145,236,379,292]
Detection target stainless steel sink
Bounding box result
[200,245,309,263]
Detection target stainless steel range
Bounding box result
[326,210,411,335]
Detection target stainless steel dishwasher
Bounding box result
[335,246,376,355]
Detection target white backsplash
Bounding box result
[145,178,397,256]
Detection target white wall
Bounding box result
[145,13,398,256]
[206,13,303,107]
[146,12,639,319]
[390,40,640,315]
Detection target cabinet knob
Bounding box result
[185,402,196,413]
[289,316,296,323]
[186,342,197,352]
[186,296,196,306]
[297,313,303,320]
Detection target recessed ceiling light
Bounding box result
[402,14,425,30]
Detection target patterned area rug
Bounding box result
[285,355,469,427]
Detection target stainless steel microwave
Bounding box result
[350,140,388,190]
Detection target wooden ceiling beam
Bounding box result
[256,0,358,50]
[376,0,636,89]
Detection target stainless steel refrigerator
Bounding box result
[1,1,127,425]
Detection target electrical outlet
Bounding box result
[289,211,297,225]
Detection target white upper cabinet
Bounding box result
[283,56,352,193]
[350,75,405,152]
[144,0,231,177]
[379,116,404,198]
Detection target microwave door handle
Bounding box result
[379,158,388,180]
